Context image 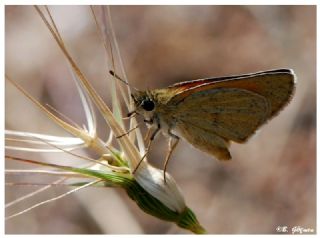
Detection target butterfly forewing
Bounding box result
[170,69,295,119]
[175,88,270,143]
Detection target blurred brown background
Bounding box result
[5,5,316,234]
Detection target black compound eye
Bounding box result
[141,99,155,111]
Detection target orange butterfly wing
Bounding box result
[173,87,270,160]
[169,69,295,119]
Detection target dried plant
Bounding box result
[5,6,204,234]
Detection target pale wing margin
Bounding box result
[174,88,270,143]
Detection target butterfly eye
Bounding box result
[141,99,155,111]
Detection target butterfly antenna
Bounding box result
[109,70,138,91]
[109,70,140,119]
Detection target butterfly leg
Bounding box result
[142,118,154,141]
[163,130,180,183]
[116,124,140,138]
[123,110,137,119]
[133,122,161,174]
[144,127,152,142]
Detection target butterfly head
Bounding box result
[130,91,157,121]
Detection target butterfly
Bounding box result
[115,69,296,178]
